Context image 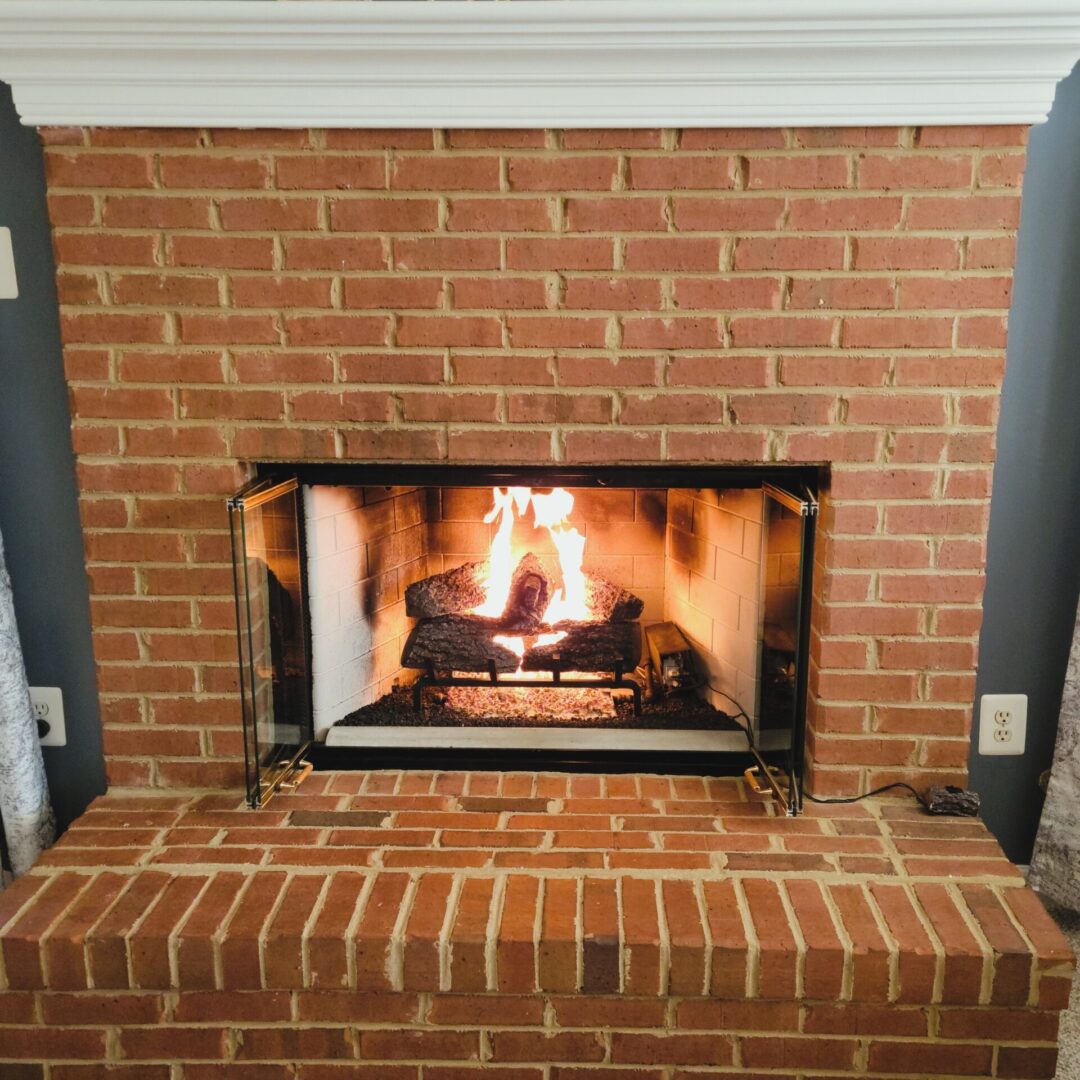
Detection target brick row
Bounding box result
[0,870,1063,1006]
[0,1002,1062,1077]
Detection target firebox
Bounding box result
[229,465,819,811]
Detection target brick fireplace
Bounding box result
[2,2,1079,1074]
[44,123,1022,795]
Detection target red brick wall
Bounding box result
[40,124,1027,791]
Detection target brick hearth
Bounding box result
[41,123,1026,794]
[0,772,1072,1076]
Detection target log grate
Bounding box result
[410,658,643,716]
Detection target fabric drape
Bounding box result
[1030,597,1080,910]
[0,525,54,877]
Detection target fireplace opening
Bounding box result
[229,465,819,809]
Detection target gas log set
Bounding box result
[400,487,647,714]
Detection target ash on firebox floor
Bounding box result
[335,684,736,730]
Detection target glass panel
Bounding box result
[758,483,817,802]
[229,477,312,806]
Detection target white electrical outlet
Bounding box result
[978,693,1027,756]
[0,227,17,300]
[30,687,66,747]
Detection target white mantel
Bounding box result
[0,0,1079,129]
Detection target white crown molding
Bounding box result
[1,0,1079,129]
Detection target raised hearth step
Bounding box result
[0,772,1072,1077]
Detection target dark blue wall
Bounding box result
[969,64,1080,862]
[0,84,106,831]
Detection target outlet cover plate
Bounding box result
[30,687,66,747]
[978,692,1027,756]
[0,227,17,300]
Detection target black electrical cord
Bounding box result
[705,683,761,758]
[706,683,929,811]
[804,782,930,811]
[705,683,754,741]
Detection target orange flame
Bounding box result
[492,631,568,682]
[492,633,527,675]
[472,487,593,633]
[492,634,526,658]
[473,486,532,617]
[531,488,589,624]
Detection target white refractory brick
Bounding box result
[305,483,429,736]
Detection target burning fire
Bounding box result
[492,630,567,679]
[531,489,589,626]
[475,487,590,672]
[473,487,532,618]
[492,633,526,660]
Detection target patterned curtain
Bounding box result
[0,525,54,877]
[1030,599,1080,909]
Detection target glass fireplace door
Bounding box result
[228,475,312,806]
[759,481,818,810]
